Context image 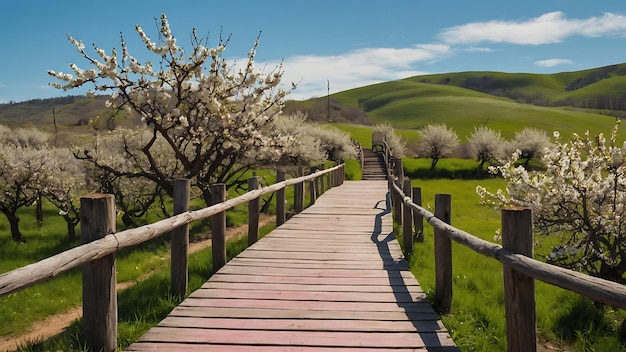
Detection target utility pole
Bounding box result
[327,80,330,121]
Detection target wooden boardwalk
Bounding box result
[126,180,458,351]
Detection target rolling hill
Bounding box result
[3,63,626,142]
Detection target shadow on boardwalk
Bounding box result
[371,192,460,351]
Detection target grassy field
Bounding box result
[403,177,626,351]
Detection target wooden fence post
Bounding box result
[211,183,227,272]
[248,176,260,246]
[502,207,536,352]
[294,166,304,213]
[403,179,413,255]
[319,165,325,193]
[413,187,424,242]
[276,170,286,226]
[81,194,116,352]
[171,179,190,298]
[393,158,404,225]
[434,194,452,314]
[309,167,317,206]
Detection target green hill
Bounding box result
[320,65,626,140]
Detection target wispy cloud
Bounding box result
[438,11,626,45]
[534,59,574,68]
[271,44,450,99]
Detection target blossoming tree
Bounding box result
[0,144,52,242]
[49,14,294,207]
[416,124,459,170]
[468,126,503,170]
[477,122,626,283]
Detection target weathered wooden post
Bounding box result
[171,179,190,298]
[413,187,424,242]
[309,167,317,206]
[434,194,452,314]
[211,183,227,272]
[248,176,260,246]
[502,207,536,352]
[276,170,286,226]
[393,158,404,224]
[294,166,304,213]
[80,193,116,352]
[403,179,413,255]
[319,164,325,194]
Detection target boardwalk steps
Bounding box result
[127,181,458,351]
[362,149,387,180]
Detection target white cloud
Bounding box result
[268,44,450,100]
[534,59,574,68]
[438,11,626,46]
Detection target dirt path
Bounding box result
[0,215,274,352]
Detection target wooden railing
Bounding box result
[0,164,345,351]
[386,160,626,352]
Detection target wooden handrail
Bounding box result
[390,177,626,351]
[0,164,344,297]
[390,181,626,309]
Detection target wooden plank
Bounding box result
[168,306,442,321]
[215,265,416,278]
[189,288,427,302]
[208,273,420,286]
[134,328,457,349]
[159,317,446,332]
[200,282,421,292]
[226,257,409,270]
[179,298,435,313]
[128,342,461,352]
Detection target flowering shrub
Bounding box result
[49,13,294,206]
[477,122,626,282]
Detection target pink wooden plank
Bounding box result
[127,342,460,352]
[208,273,417,286]
[135,327,457,348]
[179,298,435,313]
[169,306,442,321]
[189,288,427,303]
[200,282,422,292]
[159,317,446,332]
[215,265,415,278]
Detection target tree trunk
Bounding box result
[64,214,77,243]
[5,211,25,243]
[36,193,43,226]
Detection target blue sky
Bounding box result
[2,0,626,103]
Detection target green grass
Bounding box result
[403,178,626,351]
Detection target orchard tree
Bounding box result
[79,128,172,227]
[468,126,503,170]
[0,144,52,242]
[49,13,295,207]
[416,124,459,170]
[477,122,626,283]
[265,112,326,167]
[509,127,550,167]
[308,125,358,162]
[42,148,85,242]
